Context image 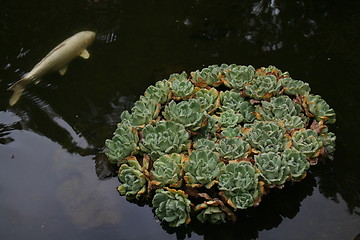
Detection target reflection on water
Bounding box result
[53,149,121,229]
[0,111,21,144]
[1,0,360,239]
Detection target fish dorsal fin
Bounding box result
[80,49,90,59]
[59,65,68,75]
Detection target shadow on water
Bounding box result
[158,176,316,240]
[1,0,360,239]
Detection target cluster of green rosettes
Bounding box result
[105,64,336,227]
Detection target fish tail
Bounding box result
[7,78,31,106]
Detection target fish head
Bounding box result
[78,31,96,46]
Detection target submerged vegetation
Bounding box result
[105,64,336,227]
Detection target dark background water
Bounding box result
[0,0,359,239]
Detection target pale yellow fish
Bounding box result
[8,31,96,106]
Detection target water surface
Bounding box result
[1,1,359,239]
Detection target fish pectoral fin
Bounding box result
[59,66,68,75]
[79,49,90,59]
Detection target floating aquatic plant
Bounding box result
[281,114,307,131]
[152,188,192,227]
[282,148,310,181]
[255,152,290,186]
[144,79,171,104]
[193,138,216,151]
[216,137,251,161]
[291,129,323,158]
[184,150,224,188]
[217,109,244,128]
[169,72,194,100]
[303,94,336,124]
[117,156,148,200]
[244,75,282,100]
[218,161,263,210]
[191,64,223,87]
[220,126,242,138]
[223,64,256,90]
[194,87,220,113]
[195,200,227,224]
[105,64,336,226]
[243,121,290,153]
[163,99,207,131]
[280,77,310,96]
[319,131,336,156]
[139,120,190,159]
[151,153,185,188]
[255,95,301,121]
[120,96,160,129]
[104,124,139,164]
[220,90,245,112]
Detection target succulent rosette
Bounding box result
[219,91,256,122]
[168,72,194,100]
[151,153,185,188]
[195,201,227,224]
[191,64,223,87]
[223,64,256,90]
[219,161,259,193]
[120,96,161,129]
[291,129,323,158]
[184,150,224,188]
[304,94,336,124]
[221,126,242,138]
[195,87,220,113]
[319,131,336,155]
[255,95,301,121]
[193,138,216,151]
[168,71,188,82]
[281,114,307,131]
[105,124,139,164]
[216,137,251,160]
[220,90,245,112]
[217,109,244,128]
[255,152,291,186]
[243,121,290,153]
[117,157,147,200]
[280,77,311,96]
[256,65,289,78]
[227,192,258,210]
[163,99,207,131]
[282,148,310,180]
[144,79,171,104]
[219,161,262,209]
[105,64,336,227]
[244,75,282,100]
[139,120,190,159]
[152,188,192,227]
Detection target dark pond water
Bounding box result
[1,0,360,239]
